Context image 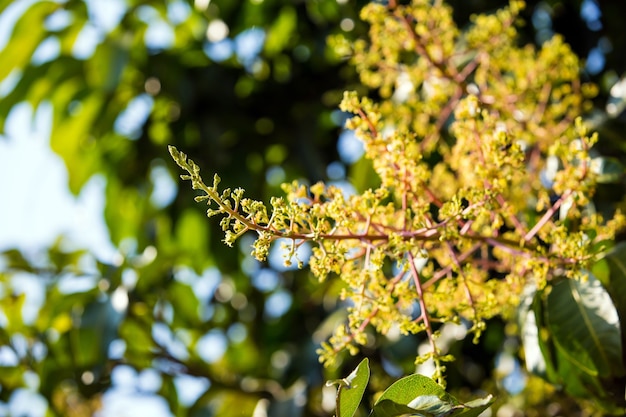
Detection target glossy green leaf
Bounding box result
[373,374,455,409]
[371,374,452,417]
[370,373,494,417]
[546,274,624,378]
[523,278,625,411]
[327,358,370,417]
[452,395,495,417]
[371,400,433,417]
[372,396,495,417]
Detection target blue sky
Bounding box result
[0,102,117,261]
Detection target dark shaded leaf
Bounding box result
[546,274,623,378]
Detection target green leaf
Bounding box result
[0,293,26,333]
[372,399,436,417]
[591,257,611,284]
[546,274,624,378]
[175,208,210,270]
[371,374,456,417]
[370,373,494,417]
[120,318,155,355]
[0,2,58,82]
[86,40,129,92]
[593,156,625,183]
[519,286,559,381]
[1,249,34,272]
[598,242,626,337]
[551,343,604,398]
[168,281,200,327]
[0,366,25,390]
[327,358,370,417]
[104,178,147,245]
[349,157,379,193]
[50,92,103,193]
[72,299,118,367]
[521,282,624,408]
[451,395,495,417]
[264,6,297,57]
[371,396,495,417]
[374,374,455,408]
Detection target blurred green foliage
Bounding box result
[1,0,626,416]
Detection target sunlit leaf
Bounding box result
[264,6,296,57]
[0,366,25,390]
[327,358,369,417]
[371,374,456,417]
[373,374,454,408]
[175,208,210,268]
[0,2,58,82]
[50,92,103,193]
[104,178,146,245]
[370,374,494,417]
[1,293,26,333]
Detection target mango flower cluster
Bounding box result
[171,0,625,383]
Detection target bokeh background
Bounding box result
[1,0,626,416]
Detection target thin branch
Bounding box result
[407,252,437,353]
[524,189,573,242]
